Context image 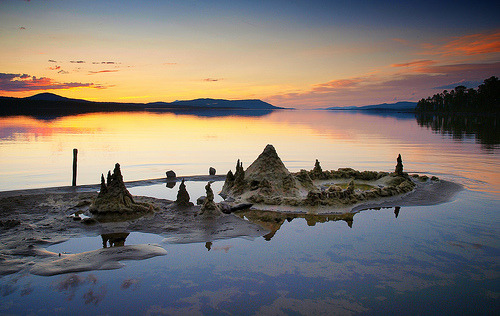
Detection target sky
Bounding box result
[0,0,499,108]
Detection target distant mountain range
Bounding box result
[324,101,417,112]
[0,93,283,117]
[147,98,278,110]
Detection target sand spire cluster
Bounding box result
[90,163,152,215]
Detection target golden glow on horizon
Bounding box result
[1,0,498,109]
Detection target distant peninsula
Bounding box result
[0,93,283,117]
[323,101,417,112]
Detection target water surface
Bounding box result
[0,110,498,315]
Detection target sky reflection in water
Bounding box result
[0,110,498,194]
[2,188,498,315]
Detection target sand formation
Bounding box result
[221,144,424,208]
[89,163,153,215]
[175,179,193,207]
[199,182,222,216]
[395,154,404,175]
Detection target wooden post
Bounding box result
[72,148,78,186]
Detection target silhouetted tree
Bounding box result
[416,76,499,113]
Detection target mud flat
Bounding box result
[0,146,462,277]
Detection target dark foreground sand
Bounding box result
[0,175,462,277]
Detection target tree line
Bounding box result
[415,76,499,113]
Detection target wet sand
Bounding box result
[0,175,462,277]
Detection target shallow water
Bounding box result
[0,110,499,315]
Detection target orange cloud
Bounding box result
[424,30,500,56]
[88,70,119,74]
[412,62,500,75]
[391,60,436,68]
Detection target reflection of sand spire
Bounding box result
[101,232,129,248]
[205,242,212,251]
[394,206,400,218]
[236,210,356,240]
[345,218,353,228]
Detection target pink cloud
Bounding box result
[0,72,106,92]
[267,61,500,108]
[311,78,364,93]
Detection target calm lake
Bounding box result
[0,110,499,315]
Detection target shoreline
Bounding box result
[0,172,463,276]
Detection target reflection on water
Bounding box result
[0,110,498,194]
[0,110,499,315]
[236,210,354,241]
[236,206,401,241]
[415,113,499,150]
[101,233,129,248]
[2,196,497,315]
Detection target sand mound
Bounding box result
[31,244,167,276]
[218,145,456,211]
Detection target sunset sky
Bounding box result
[0,0,499,108]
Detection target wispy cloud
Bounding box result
[58,70,69,75]
[0,72,106,92]
[19,26,26,30]
[311,78,364,93]
[48,59,57,63]
[48,65,61,71]
[88,70,119,74]
[92,61,120,65]
[70,60,85,64]
[203,78,222,82]
[391,59,436,68]
[163,62,177,66]
[423,30,500,56]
